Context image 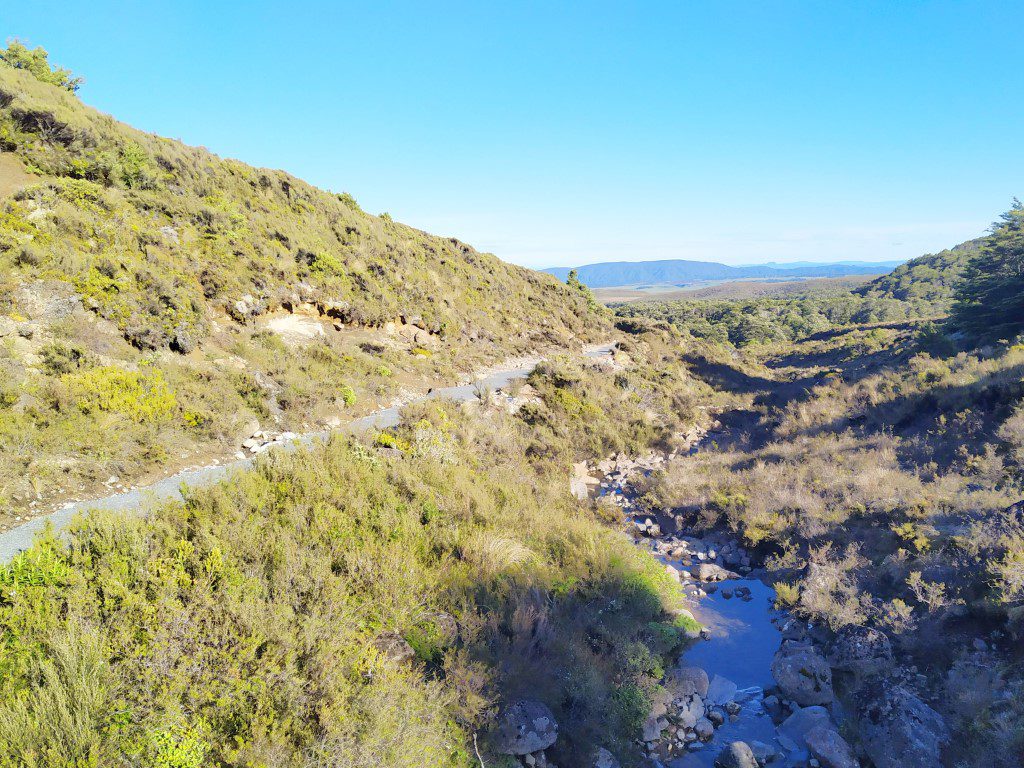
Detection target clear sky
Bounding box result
[4,2,1022,268]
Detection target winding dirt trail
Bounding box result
[0,344,616,561]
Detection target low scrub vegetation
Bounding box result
[614,292,936,348]
[631,291,1024,764]
[0,326,706,767]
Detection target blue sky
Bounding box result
[4,2,1022,268]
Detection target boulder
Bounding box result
[692,563,739,582]
[778,706,835,744]
[854,681,948,768]
[804,725,858,768]
[749,740,779,765]
[593,747,621,768]
[771,645,834,706]
[371,631,415,665]
[693,717,715,741]
[170,324,196,354]
[493,700,559,755]
[706,674,738,705]
[762,694,784,722]
[642,714,668,741]
[714,741,758,768]
[666,666,710,698]
[827,626,893,677]
[673,693,705,729]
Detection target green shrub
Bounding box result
[340,384,356,406]
[39,341,91,375]
[0,39,82,92]
[63,365,176,422]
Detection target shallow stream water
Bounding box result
[671,577,783,766]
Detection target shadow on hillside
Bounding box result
[683,355,777,394]
[766,322,924,383]
[799,320,925,344]
[799,360,1024,469]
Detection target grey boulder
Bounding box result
[771,645,834,706]
[692,563,739,582]
[714,741,758,768]
[666,665,710,698]
[493,700,559,755]
[854,681,948,768]
[706,673,738,705]
[778,706,835,745]
[593,746,621,768]
[804,725,858,768]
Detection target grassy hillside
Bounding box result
[854,239,979,310]
[0,326,710,768]
[0,56,606,526]
[651,331,1024,764]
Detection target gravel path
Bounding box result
[0,344,614,561]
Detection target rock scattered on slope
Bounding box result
[493,700,559,755]
[371,631,415,665]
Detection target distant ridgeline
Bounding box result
[612,211,1024,348]
[543,258,901,288]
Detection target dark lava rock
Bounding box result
[827,625,893,677]
[854,680,949,768]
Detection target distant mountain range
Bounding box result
[543,259,902,288]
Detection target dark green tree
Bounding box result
[952,200,1024,342]
[567,269,603,313]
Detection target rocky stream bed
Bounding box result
[498,444,950,768]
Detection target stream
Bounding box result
[598,455,792,767]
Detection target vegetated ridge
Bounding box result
[0,47,606,529]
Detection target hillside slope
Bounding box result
[0,61,606,526]
[854,239,980,309]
